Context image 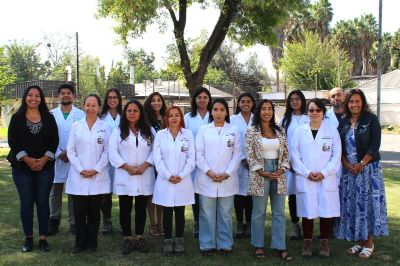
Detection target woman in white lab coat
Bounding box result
[230,92,255,238]
[66,94,111,254]
[291,98,341,257]
[153,106,195,256]
[99,88,123,234]
[279,90,309,240]
[143,92,167,236]
[109,100,155,255]
[195,98,241,255]
[184,86,212,238]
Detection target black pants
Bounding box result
[72,194,102,249]
[100,193,112,225]
[288,194,299,223]
[234,195,253,224]
[163,206,185,239]
[119,195,149,236]
[302,217,333,239]
[191,193,199,222]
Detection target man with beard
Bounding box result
[47,84,85,236]
[326,87,345,129]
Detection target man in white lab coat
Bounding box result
[47,84,85,236]
[325,87,345,129]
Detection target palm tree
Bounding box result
[355,14,378,75]
[311,0,333,41]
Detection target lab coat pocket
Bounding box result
[321,174,338,192]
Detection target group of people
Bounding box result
[8,83,388,260]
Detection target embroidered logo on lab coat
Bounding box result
[227,139,235,147]
[322,142,330,152]
[97,137,104,144]
[181,144,188,152]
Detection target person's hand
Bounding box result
[80,170,97,178]
[308,172,324,182]
[169,175,182,184]
[135,162,150,175]
[31,156,49,171]
[353,163,364,174]
[22,156,37,168]
[214,173,229,183]
[343,160,356,173]
[59,151,69,163]
[206,170,219,182]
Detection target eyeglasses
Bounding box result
[108,96,118,100]
[308,108,322,113]
[290,97,301,102]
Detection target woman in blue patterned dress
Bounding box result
[334,89,388,259]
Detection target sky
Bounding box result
[0,0,399,75]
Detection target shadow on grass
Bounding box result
[0,161,399,265]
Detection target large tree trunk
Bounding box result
[167,0,241,96]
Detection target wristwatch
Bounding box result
[360,160,367,166]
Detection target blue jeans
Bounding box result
[251,159,286,250]
[12,167,54,236]
[199,195,234,250]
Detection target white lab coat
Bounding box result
[102,112,121,131]
[152,128,196,207]
[50,105,85,183]
[109,127,156,196]
[184,111,210,181]
[230,112,254,196]
[194,122,241,198]
[325,108,339,129]
[65,118,111,195]
[291,119,341,219]
[279,114,309,195]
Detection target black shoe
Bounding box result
[47,219,59,236]
[218,249,232,256]
[69,225,76,235]
[71,245,85,255]
[39,239,50,252]
[136,238,150,253]
[200,249,215,257]
[22,237,33,252]
[86,245,97,253]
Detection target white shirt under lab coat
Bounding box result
[279,114,309,195]
[109,127,156,196]
[51,105,85,183]
[291,119,341,219]
[152,128,196,207]
[184,111,210,181]
[230,112,254,196]
[65,118,111,196]
[194,122,241,198]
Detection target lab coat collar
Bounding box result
[238,112,254,126]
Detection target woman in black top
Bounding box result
[143,92,167,236]
[7,85,59,252]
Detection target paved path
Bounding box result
[380,134,400,169]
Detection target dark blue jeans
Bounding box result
[12,167,54,236]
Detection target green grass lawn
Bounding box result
[0,162,398,266]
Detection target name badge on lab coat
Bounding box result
[322,142,331,152]
[227,139,234,147]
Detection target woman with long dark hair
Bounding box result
[143,92,167,236]
[279,90,308,240]
[195,98,241,255]
[153,106,195,256]
[109,100,155,255]
[230,92,255,237]
[8,85,59,252]
[184,86,212,238]
[245,99,292,260]
[291,98,341,257]
[66,94,111,254]
[334,89,388,259]
[99,88,123,234]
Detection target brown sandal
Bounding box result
[255,248,265,258]
[275,249,293,261]
[149,225,160,236]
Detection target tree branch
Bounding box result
[195,0,241,83]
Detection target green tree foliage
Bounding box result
[5,41,47,82]
[0,46,16,98]
[390,29,400,70]
[97,0,306,94]
[370,32,392,74]
[280,32,354,90]
[107,61,130,88]
[125,49,158,83]
[79,55,107,97]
